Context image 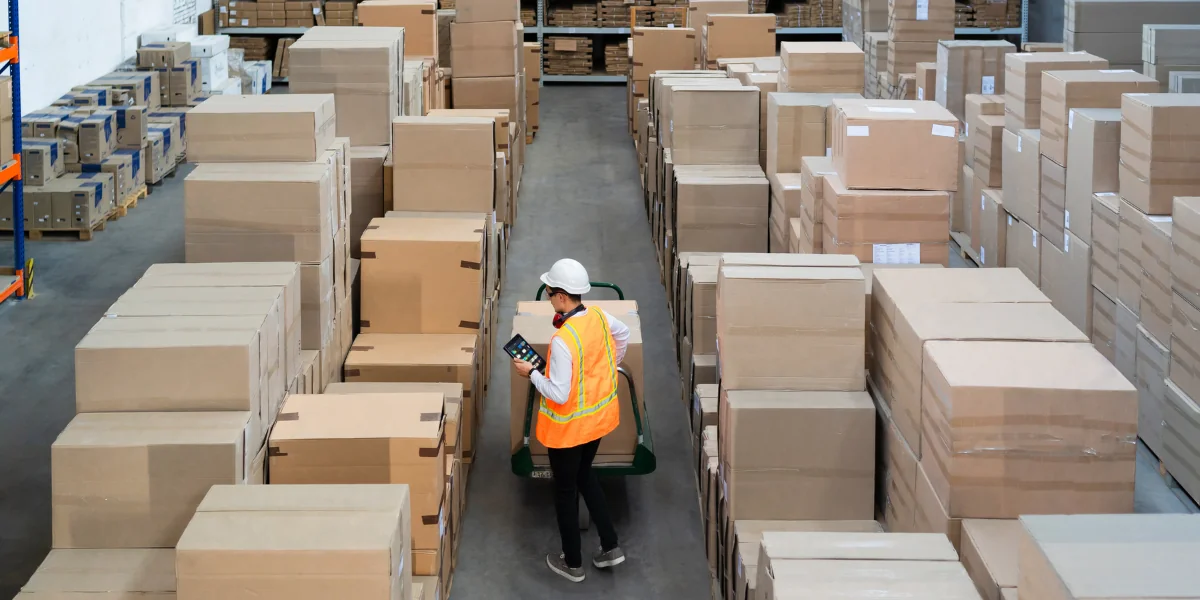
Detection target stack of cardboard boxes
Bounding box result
[358,0,449,116]
[137,41,203,108]
[886,0,953,88]
[1064,0,1200,70]
[1142,24,1200,89]
[451,0,524,121]
[524,41,541,138]
[627,26,696,134]
[701,13,776,69]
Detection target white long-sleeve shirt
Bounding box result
[530,308,630,406]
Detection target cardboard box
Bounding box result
[720,390,875,520]
[670,86,760,166]
[727,521,883,600]
[1162,379,1200,502]
[1002,52,1108,131]
[889,0,955,42]
[688,0,747,63]
[455,0,519,23]
[876,401,920,532]
[290,37,401,146]
[831,99,959,191]
[1137,324,1170,455]
[631,28,697,81]
[935,40,1016,122]
[821,172,951,265]
[52,412,252,548]
[1064,108,1120,246]
[452,75,520,117]
[349,146,391,255]
[42,172,114,228]
[916,61,937,101]
[176,484,412,600]
[184,161,336,264]
[360,216,485,334]
[1119,93,1200,215]
[323,382,464,468]
[1040,230,1093,334]
[674,172,769,253]
[451,21,518,78]
[137,42,191,69]
[1115,296,1138,382]
[959,520,1020,600]
[1039,155,1068,251]
[887,40,939,82]
[717,265,865,391]
[1142,215,1174,343]
[17,549,176,597]
[391,116,495,213]
[1118,197,1148,315]
[1002,129,1042,225]
[1092,287,1118,364]
[778,42,865,93]
[359,0,438,58]
[1017,514,1200,600]
[22,139,63,186]
[920,340,1136,518]
[761,557,977,600]
[769,173,804,253]
[979,189,1007,267]
[701,14,775,68]
[1172,290,1200,401]
[1089,192,1120,299]
[971,114,1005,188]
[765,93,861,177]
[1039,70,1157,167]
[188,94,337,162]
[801,155,836,225]
[1174,196,1200,307]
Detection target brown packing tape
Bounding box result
[418,440,443,458]
[460,260,482,270]
[357,321,371,328]
[422,514,439,525]
[361,251,377,259]
[351,345,375,351]
[421,8,434,14]
[268,447,288,457]
[344,368,360,377]
[458,320,481,330]
[277,412,300,421]
[420,412,440,422]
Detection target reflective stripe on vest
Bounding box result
[535,307,621,447]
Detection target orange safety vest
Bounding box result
[536,306,621,449]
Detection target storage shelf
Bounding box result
[776,27,842,34]
[542,74,626,83]
[954,27,1021,35]
[542,26,630,35]
[536,26,1017,36]
[218,27,310,35]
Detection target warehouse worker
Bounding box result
[513,258,630,583]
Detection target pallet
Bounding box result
[1143,440,1200,511]
[110,185,149,220]
[950,231,981,267]
[147,161,179,190]
[16,218,108,241]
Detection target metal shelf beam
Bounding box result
[542,74,626,83]
[218,27,309,35]
[0,0,23,305]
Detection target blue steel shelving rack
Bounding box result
[0,0,21,304]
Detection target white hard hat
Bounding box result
[541,258,592,295]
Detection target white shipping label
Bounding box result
[1064,233,1070,252]
[1032,231,1038,248]
[1008,215,1014,226]
[1150,215,1173,223]
[313,6,321,14]
[1100,69,1134,73]
[981,76,995,95]
[931,124,956,138]
[1017,136,1022,152]
[826,147,832,157]
[982,193,986,211]
[847,125,870,137]
[668,23,675,28]
[1069,110,1075,130]
[966,123,971,137]
[868,106,916,113]
[1065,210,1070,229]
[981,247,986,264]
[873,243,921,264]
[916,0,929,20]
[241,18,249,25]
[918,87,924,100]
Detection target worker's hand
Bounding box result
[513,358,536,379]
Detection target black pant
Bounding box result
[547,437,619,568]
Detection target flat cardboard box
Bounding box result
[360,216,485,334]
[960,520,1020,600]
[454,0,519,23]
[1119,93,1200,215]
[778,42,865,93]
[1115,296,1139,382]
[1092,287,1118,365]
[1064,108,1121,246]
[701,14,775,68]
[450,21,518,78]
[1002,129,1042,226]
[267,393,443,549]
[979,189,1007,267]
[759,531,956,564]
[728,521,882,600]
[52,412,252,549]
[452,75,519,118]
[1162,379,1200,502]
[670,86,760,166]
[821,171,951,265]
[1141,216,1174,343]
[1171,290,1200,402]
[935,41,1016,122]
[717,265,865,391]
[358,1,438,58]
[720,390,875,520]
[391,116,494,213]
[761,559,979,600]
[1039,70,1157,167]
[289,38,400,146]
[1137,324,1170,456]
[16,549,176,598]
[1002,52,1108,131]
[184,161,336,264]
[1118,197,1148,315]
[1174,197,1200,306]
[765,93,861,177]
[1017,514,1200,600]
[187,94,337,162]
[674,173,769,253]
[1039,155,1068,251]
[920,340,1137,518]
[176,484,412,600]
[831,99,959,191]
[1090,192,1120,300]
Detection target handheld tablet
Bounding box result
[505,334,547,372]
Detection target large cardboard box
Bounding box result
[1174,197,1200,307]
[1017,514,1200,600]
[451,21,519,78]
[1118,197,1148,315]
[770,173,804,252]
[670,86,760,165]
[701,14,775,69]
[687,0,747,63]
[921,341,1137,518]
[454,0,519,23]
[187,94,337,162]
[508,307,646,463]
[979,189,1007,267]
[959,520,1020,600]
[888,0,955,42]
[1162,379,1200,502]
[721,390,874,521]
[971,112,1005,188]
[360,216,485,334]
[728,521,883,600]
[717,265,865,391]
[289,37,401,146]
[358,0,438,58]
[323,381,465,467]
[184,161,336,264]
[821,172,951,265]
[1119,93,1200,215]
[631,28,697,82]
[1092,287,1118,365]
[16,549,176,598]
[391,116,495,213]
[1039,70,1157,167]
[1064,108,1120,246]
[761,555,976,600]
[349,146,391,254]
[1039,155,1068,251]
[452,75,520,118]
[1091,192,1120,299]
[831,99,959,191]
[1001,52,1107,132]
[778,42,865,93]
[935,41,1016,122]
[1141,215,1174,343]
[765,92,861,177]
[267,393,444,552]
[176,484,412,600]
[1137,324,1170,455]
[1003,128,1042,225]
[1040,230,1093,334]
[52,412,253,549]
[674,172,769,253]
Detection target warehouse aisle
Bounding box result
[451,85,713,598]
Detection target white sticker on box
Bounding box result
[873,243,921,264]
[981,193,986,212]
[981,76,995,95]
[1008,215,1014,226]
[241,18,249,25]
[313,6,321,14]
[1032,231,1038,248]
[1017,136,1022,152]
[868,106,916,113]
[931,124,956,138]
[668,23,675,28]
[916,0,929,20]
[980,246,986,264]
[1064,232,1070,252]
[847,125,870,137]
[1065,210,1070,229]
[918,87,924,100]
[966,123,970,137]
[1100,69,1134,73]
[826,147,832,157]
[1069,110,1075,130]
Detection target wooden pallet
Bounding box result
[950,231,981,267]
[18,218,108,241]
[147,161,178,190]
[111,185,149,219]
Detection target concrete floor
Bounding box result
[0,85,1195,598]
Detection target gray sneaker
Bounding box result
[546,554,585,583]
[593,546,626,569]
